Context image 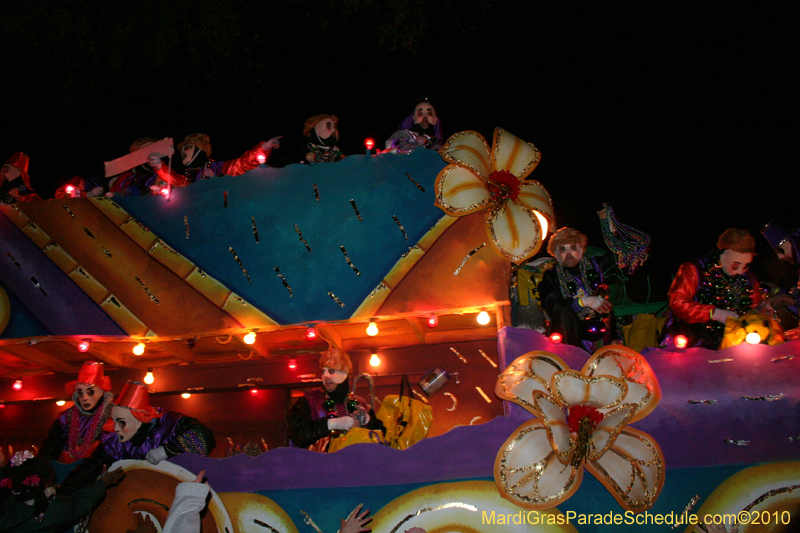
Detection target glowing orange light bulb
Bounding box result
[427,315,438,328]
[256,152,267,164]
[13,380,23,391]
[288,358,297,370]
[304,327,317,341]
[78,340,90,352]
[250,388,259,395]
[366,321,379,336]
[365,138,375,150]
[745,332,761,345]
[550,332,563,344]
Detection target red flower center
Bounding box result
[486,170,521,203]
[567,404,605,434]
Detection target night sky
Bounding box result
[2,2,796,297]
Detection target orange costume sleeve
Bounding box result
[668,262,716,324]
[221,143,271,177]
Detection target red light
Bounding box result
[256,152,267,164]
[78,341,90,352]
[304,327,317,341]
[250,388,258,395]
[65,185,74,194]
[160,188,170,198]
[13,380,23,391]
[365,138,375,150]
[0,403,5,409]
[674,335,688,349]
[550,332,563,344]
[288,358,297,370]
[427,314,438,328]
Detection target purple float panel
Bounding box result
[498,327,800,470]
[172,415,520,493]
[0,210,126,336]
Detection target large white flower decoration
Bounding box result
[435,128,555,263]
[494,345,665,512]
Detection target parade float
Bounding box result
[1,130,798,532]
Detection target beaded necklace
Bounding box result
[66,398,112,460]
[556,258,596,319]
[322,393,339,418]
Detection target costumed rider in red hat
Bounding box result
[289,347,384,452]
[668,228,762,349]
[39,362,114,463]
[175,132,282,185]
[1,152,41,204]
[59,380,214,494]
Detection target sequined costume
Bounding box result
[38,391,114,464]
[304,142,345,164]
[59,409,214,495]
[181,144,269,185]
[397,114,444,144]
[668,250,762,348]
[0,179,41,204]
[538,251,619,351]
[102,408,214,460]
[288,381,381,451]
[109,165,184,196]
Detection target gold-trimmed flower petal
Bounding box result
[434,164,492,215]
[494,418,583,510]
[495,351,569,415]
[551,370,628,410]
[485,201,545,263]
[588,404,637,461]
[533,392,573,464]
[585,427,665,513]
[515,180,556,227]
[492,128,541,180]
[582,345,661,423]
[439,130,492,179]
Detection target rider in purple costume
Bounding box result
[39,362,114,463]
[59,380,214,494]
[288,348,383,452]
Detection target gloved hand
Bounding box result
[583,296,613,314]
[327,416,355,431]
[145,446,168,465]
[712,308,738,324]
[262,136,282,151]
